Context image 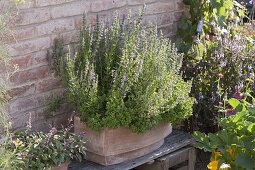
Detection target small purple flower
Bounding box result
[225,108,235,117]
[232,92,243,100]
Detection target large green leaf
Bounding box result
[208,133,224,148]
[234,153,255,169]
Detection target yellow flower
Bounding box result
[208,150,222,170]
[226,145,236,159]
[208,160,219,170]
[13,138,23,147]
[213,151,222,160]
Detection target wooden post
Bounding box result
[188,147,196,170]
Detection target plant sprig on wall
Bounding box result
[52,10,194,133]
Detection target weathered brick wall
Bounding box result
[2,0,185,131]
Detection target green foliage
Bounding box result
[4,127,86,170]
[0,1,22,169]
[0,148,23,170]
[1,2,83,168]
[177,0,245,53]
[44,95,64,118]
[53,11,194,133]
[194,97,255,169]
[177,0,255,132]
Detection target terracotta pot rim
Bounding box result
[73,115,171,132]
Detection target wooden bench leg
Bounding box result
[188,147,196,170]
[136,147,196,170]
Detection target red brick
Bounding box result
[8,37,51,56]
[8,84,36,99]
[146,2,176,14]
[144,15,158,25]
[127,0,158,5]
[37,78,62,93]
[91,0,126,13]
[9,97,36,113]
[34,107,47,122]
[145,13,173,27]
[10,111,36,129]
[10,55,33,70]
[158,23,177,36]
[17,0,35,9]
[10,65,49,85]
[15,8,50,25]
[8,41,35,57]
[117,5,144,18]
[51,30,80,45]
[51,1,91,19]
[36,18,75,36]
[74,15,95,28]
[35,0,76,7]
[0,54,32,73]
[160,13,174,25]
[15,27,35,42]
[32,51,48,66]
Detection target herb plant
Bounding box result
[6,126,86,170]
[52,12,194,133]
[0,1,24,169]
[177,0,255,132]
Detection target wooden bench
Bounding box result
[68,130,196,170]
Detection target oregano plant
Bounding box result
[52,11,194,133]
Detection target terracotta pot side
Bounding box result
[85,139,164,165]
[74,116,172,165]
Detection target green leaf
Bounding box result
[233,110,247,123]
[248,107,255,115]
[219,7,226,17]
[228,98,240,109]
[247,123,255,133]
[234,153,255,169]
[208,133,223,148]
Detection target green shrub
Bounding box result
[0,1,21,169]
[194,97,255,169]
[4,126,86,170]
[176,0,255,132]
[53,12,194,133]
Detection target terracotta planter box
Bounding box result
[74,116,172,165]
[50,162,69,170]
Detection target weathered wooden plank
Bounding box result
[188,147,196,170]
[136,147,192,170]
[68,130,195,170]
[176,165,189,170]
[162,147,190,166]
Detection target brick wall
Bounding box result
[2,0,185,131]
